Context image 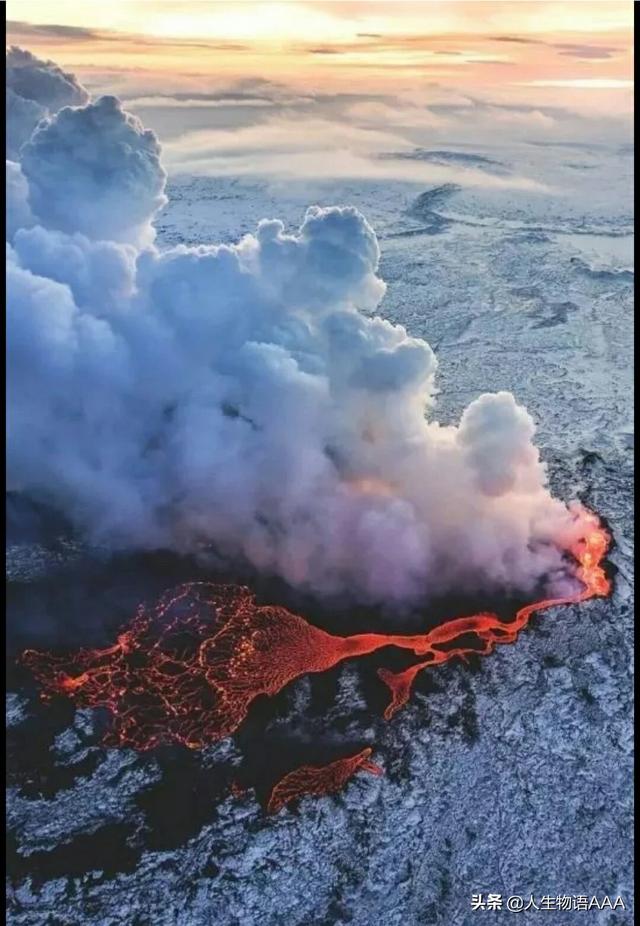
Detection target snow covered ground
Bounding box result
[7,139,634,924]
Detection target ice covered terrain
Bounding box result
[7,139,634,924]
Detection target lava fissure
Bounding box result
[377,511,611,718]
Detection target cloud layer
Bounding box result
[6,48,589,605]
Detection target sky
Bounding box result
[6,2,634,180]
[6,2,633,93]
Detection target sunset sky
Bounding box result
[6,2,634,181]
[7,2,633,93]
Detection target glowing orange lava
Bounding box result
[266,748,382,814]
[21,509,610,772]
[377,509,611,718]
[20,581,435,750]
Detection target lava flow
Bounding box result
[21,509,610,756]
[20,582,434,750]
[377,508,611,719]
[266,748,382,814]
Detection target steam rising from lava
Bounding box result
[7,47,592,604]
[20,509,611,755]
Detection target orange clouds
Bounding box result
[5,1,633,100]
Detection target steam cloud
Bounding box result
[6,49,588,605]
[6,46,90,160]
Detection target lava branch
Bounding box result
[377,510,611,719]
[266,748,383,814]
[20,509,610,754]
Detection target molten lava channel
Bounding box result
[21,508,610,809]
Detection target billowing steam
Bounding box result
[6,49,589,604]
[6,46,90,160]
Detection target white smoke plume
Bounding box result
[6,50,589,605]
[6,46,90,160]
[20,95,167,247]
